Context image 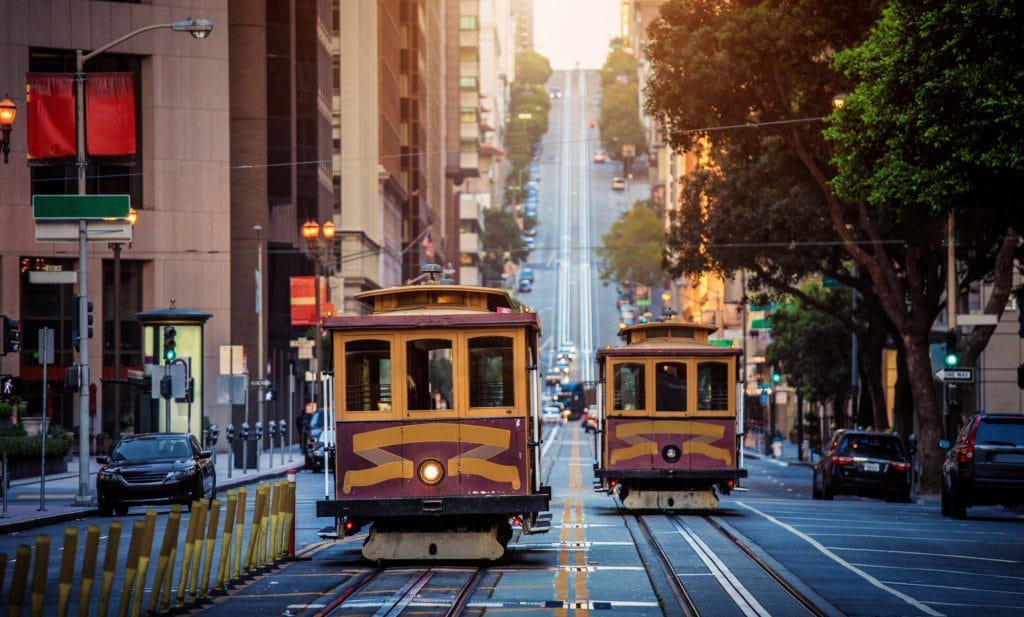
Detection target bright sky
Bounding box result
[533,0,621,70]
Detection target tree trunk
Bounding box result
[902,332,945,494]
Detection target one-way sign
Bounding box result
[934,368,974,382]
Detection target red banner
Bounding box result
[26,73,76,160]
[290,276,337,326]
[86,72,136,156]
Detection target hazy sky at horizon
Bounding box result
[533,0,621,70]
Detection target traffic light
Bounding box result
[944,329,959,368]
[1,317,21,355]
[772,372,781,385]
[163,326,177,362]
[71,295,94,351]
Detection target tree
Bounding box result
[599,81,647,161]
[765,283,853,430]
[595,201,665,291]
[480,208,528,287]
[515,50,553,86]
[644,0,1022,492]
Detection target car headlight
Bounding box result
[98,469,119,481]
[167,463,198,481]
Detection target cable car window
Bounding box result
[468,336,514,407]
[344,339,392,411]
[655,362,687,412]
[613,363,646,411]
[406,339,454,411]
[696,361,729,410]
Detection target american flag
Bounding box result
[422,230,436,261]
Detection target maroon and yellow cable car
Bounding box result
[593,319,747,510]
[316,272,551,560]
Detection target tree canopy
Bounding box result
[515,50,553,86]
[595,200,666,289]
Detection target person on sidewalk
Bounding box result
[296,401,315,455]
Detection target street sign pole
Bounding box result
[75,218,92,504]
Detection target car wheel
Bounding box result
[811,476,822,500]
[98,497,114,517]
[948,484,967,519]
[115,503,129,516]
[941,485,951,517]
[821,478,834,500]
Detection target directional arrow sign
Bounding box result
[934,368,974,382]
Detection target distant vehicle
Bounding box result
[812,430,912,502]
[582,405,600,434]
[518,279,533,293]
[611,177,626,191]
[96,433,216,516]
[558,341,577,361]
[524,236,535,249]
[520,266,535,283]
[542,406,563,425]
[545,368,563,387]
[522,226,537,237]
[592,151,607,163]
[550,87,562,99]
[941,412,1024,518]
[308,430,336,474]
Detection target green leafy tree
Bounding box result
[515,50,553,86]
[765,283,853,430]
[596,200,665,290]
[599,81,647,160]
[480,208,528,287]
[599,47,640,89]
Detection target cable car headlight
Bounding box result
[418,459,445,485]
[662,444,681,463]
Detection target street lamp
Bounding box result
[109,207,137,439]
[0,94,16,164]
[301,219,336,407]
[71,17,213,506]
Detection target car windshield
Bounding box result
[112,437,191,462]
[837,434,905,459]
[309,410,325,429]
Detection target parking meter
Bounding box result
[267,421,277,437]
[226,423,235,444]
[241,422,250,441]
[255,421,264,440]
[207,424,220,447]
[908,433,918,456]
[278,418,287,438]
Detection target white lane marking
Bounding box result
[831,546,1018,563]
[737,501,944,616]
[670,517,770,617]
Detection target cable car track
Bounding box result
[636,513,836,617]
[312,566,481,617]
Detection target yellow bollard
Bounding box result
[30,534,51,617]
[215,490,237,591]
[174,502,201,608]
[283,480,296,560]
[77,525,101,617]
[56,527,79,617]
[244,486,268,574]
[200,499,221,597]
[116,519,145,617]
[267,482,279,566]
[146,505,181,616]
[129,510,157,617]
[232,487,247,581]
[187,499,209,603]
[8,545,32,617]
[160,506,183,614]
[96,521,123,617]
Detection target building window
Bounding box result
[459,15,478,30]
[459,76,478,90]
[460,107,478,123]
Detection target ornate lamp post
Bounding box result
[0,94,16,164]
[110,207,137,438]
[70,16,213,506]
[301,219,336,406]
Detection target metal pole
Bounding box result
[39,330,49,512]
[313,261,321,407]
[164,364,171,432]
[255,225,265,456]
[73,49,93,505]
[112,242,121,440]
[288,365,294,462]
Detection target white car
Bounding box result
[542,406,563,425]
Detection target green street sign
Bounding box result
[32,194,130,220]
[750,317,771,330]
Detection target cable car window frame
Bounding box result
[341,338,393,415]
[605,356,735,418]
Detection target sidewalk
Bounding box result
[0,443,306,534]
[742,438,817,467]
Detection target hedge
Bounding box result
[0,435,73,461]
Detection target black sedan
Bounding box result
[96,432,216,516]
[812,429,911,502]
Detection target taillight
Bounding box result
[832,455,855,467]
[956,445,973,464]
[892,461,910,472]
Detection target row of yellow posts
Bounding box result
[0,478,295,617]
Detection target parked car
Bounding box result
[941,412,1024,518]
[308,430,336,474]
[545,368,563,387]
[611,176,626,191]
[812,430,911,502]
[520,266,535,283]
[592,150,607,163]
[542,405,563,425]
[518,279,533,293]
[549,87,562,98]
[96,432,216,516]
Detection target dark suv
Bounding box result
[812,430,912,502]
[940,412,1024,519]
